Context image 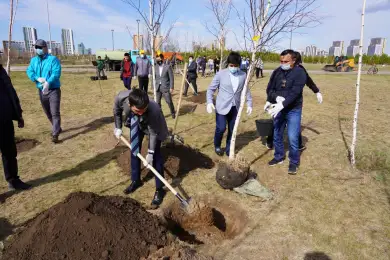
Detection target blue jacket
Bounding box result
[26,54,62,90]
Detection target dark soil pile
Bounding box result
[116,144,214,180]
[216,161,249,189]
[178,104,198,116]
[187,91,207,104]
[3,192,170,260]
[15,138,39,153]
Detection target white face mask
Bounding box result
[189,59,193,63]
[140,54,145,58]
[280,63,291,71]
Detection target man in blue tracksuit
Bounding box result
[265,49,306,175]
[27,39,62,143]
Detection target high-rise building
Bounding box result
[305,45,317,56]
[133,35,144,50]
[316,49,328,57]
[23,27,38,53]
[61,29,75,55]
[46,41,62,55]
[86,48,92,55]
[329,41,344,56]
[77,42,86,55]
[367,38,386,56]
[2,40,26,56]
[347,39,360,57]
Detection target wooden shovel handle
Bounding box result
[119,136,178,196]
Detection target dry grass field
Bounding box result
[1,70,390,260]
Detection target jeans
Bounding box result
[0,120,18,182]
[39,88,61,136]
[96,68,105,78]
[123,77,132,90]
[266,129,303,148]
[273,107,302,165]
[130,133,164,189]
[214,106,238,156]
[138,76,149,93]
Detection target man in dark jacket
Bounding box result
[120,53,135,90]
[200,56,207,77]
[264,49,307,175]
[0,64,31,190]
[113,88,169,207]
[214,57,220,74]
[155,54,175,118]
[183,55,198,97]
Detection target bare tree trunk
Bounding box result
[6,0,14,75]
[149,0,157,101]
[350,0,366,167]
[229,0,271,160]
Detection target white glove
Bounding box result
[268,102,284,118]
[42,81,49,95]
[246,107,252,115]
[148,74,151,78]
[206,103,215,114]
[37,77,46,83]
[263,101,271,112]
[132,76,136,80]
[316,92,323,104]
[276,96,285,104]
[144,152,154,166]
[114,128,122,139]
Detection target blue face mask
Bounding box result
[36,49,44,56]
[280,63,291,70]
[229,67,239,74]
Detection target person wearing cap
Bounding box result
[155,53,175,119]
[0,63,31,191]
[27,39,62,143]
[135,50,152,93]
[120,53,135,90]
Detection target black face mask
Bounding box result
[157,60,162,65]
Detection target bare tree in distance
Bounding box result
[233,0,321,52]
[122,0,175,101]
[6,0,19,75]
[204,0,232,67]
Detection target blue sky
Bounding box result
[0,0,389,54]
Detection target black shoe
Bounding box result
[52,135,59,143]
[215,147,224,156]
[299,145,306,151]
[288,163,299,175]
[8,179,32,191]
[268,158,284,166]
[265,143,273,150]
[172,113,176,119]
[151,189,166,206]
[123,181,142,195]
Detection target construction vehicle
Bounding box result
[322,56,355,72]
[95,49,151,71]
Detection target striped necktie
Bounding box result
[130,113,140,156]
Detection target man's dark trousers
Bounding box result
[256,68,263,78]
[138,76,149,93]
[183,78,198,95]
[130,132,164,189]
[156,86,175,116]
[123,77,132,90]
[214,106,238,156]
[39,88,61,136]
[273,107,302,166]
[0,120,19,182]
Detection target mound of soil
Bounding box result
[116,143,214,180]
[187,91,207,104]
[15,138,39,153]
[216,161,249,189]
[163,196,248,245]
[178,104,198,116]
[3,192,170,260]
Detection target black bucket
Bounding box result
[255,119,273,137]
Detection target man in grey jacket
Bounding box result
[155,54,175,119]
[135,50,152,93]
[113,88,169,207]
[206,51,253,156]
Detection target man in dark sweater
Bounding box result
[264,49,307,175]
[0,64,31,190]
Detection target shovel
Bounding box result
[119,136,191,209]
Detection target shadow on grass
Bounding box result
[338,111,351,161]
[0,146,127,203]
[235,130,259,153]
[61,116,114,142]
[304,251,332,260]
[0,217,13,241]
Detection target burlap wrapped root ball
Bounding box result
[216,157,249,189]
